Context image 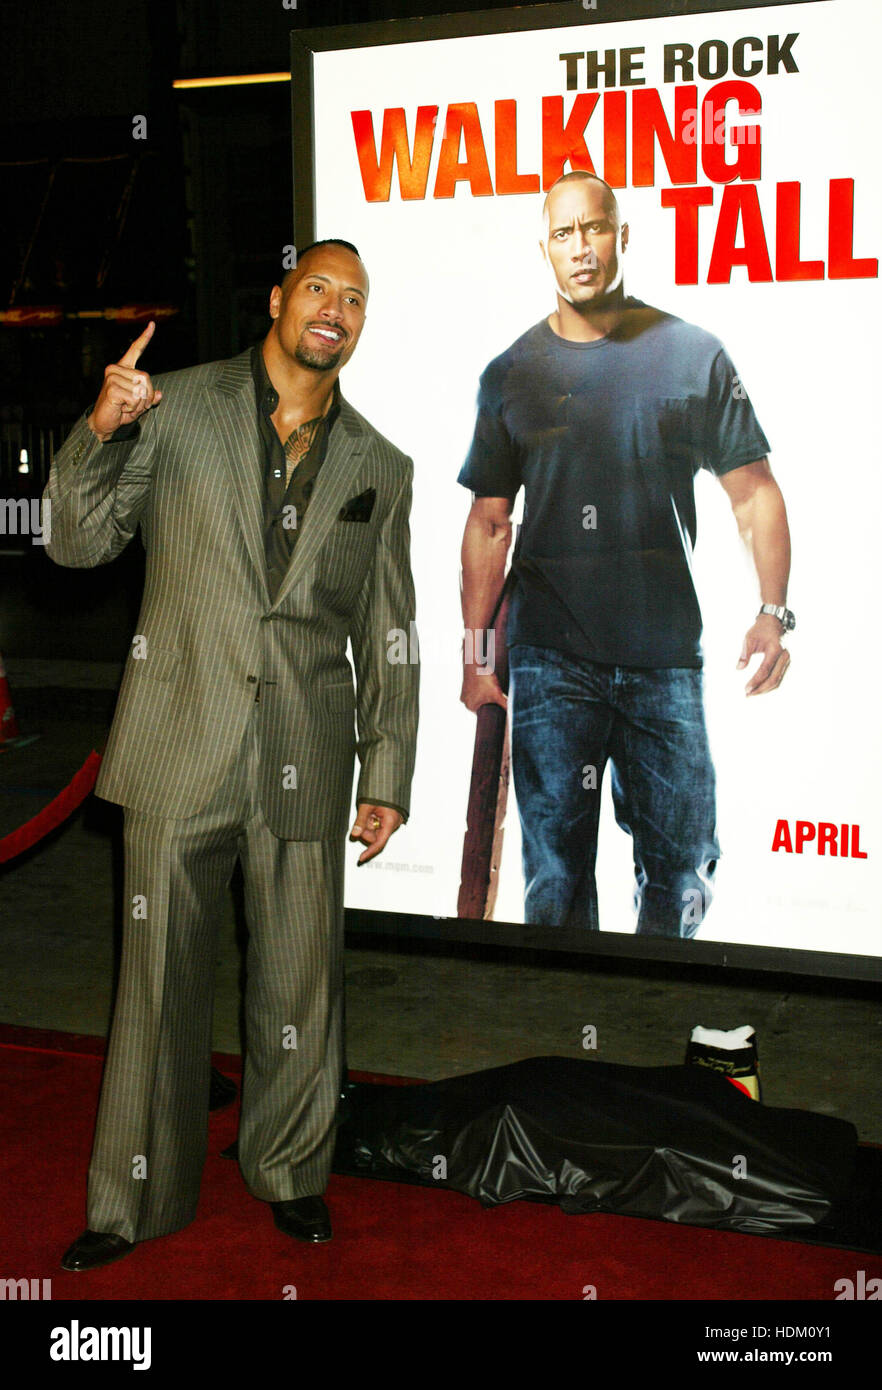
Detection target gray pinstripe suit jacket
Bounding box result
[44,349,419,840]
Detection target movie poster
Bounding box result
[299,0,881,963]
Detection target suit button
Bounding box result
[247,675,257,684]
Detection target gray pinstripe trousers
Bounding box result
[86,707,346,1243]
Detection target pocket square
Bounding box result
[339,487,376,523]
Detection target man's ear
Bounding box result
[269,285,282,319]
[539,238,548,265]
[621,222,630,253]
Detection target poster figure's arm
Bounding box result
[459,494,513,712]
[717,457,792,696]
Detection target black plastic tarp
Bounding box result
[333,1057,859,1238]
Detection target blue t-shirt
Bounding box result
[458,301,770,668]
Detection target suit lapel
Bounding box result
[270,397,367,611]
[207,351,270,602]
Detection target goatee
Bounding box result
[294,339,345,371]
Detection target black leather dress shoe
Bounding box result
[271,1196,332,1244]
[61,1230,135,1272]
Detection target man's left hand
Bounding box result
[350,804,403,865]
[737,615,791,696]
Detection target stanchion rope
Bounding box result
[0,751,102,864]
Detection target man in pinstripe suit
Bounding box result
[45,240,419,1269]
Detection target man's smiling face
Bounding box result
[269,244,369,372]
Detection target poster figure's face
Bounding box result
[541,178,629,309]
[270,244,369,372]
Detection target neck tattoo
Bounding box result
[283,414,323,483]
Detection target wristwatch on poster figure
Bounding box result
[759,604,796,632]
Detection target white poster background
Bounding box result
[312,0,882,956]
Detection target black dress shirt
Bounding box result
[251,344,341,603]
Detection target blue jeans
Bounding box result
[508,646,719,938]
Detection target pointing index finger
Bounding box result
[119,320,155,369]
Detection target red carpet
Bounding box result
[3,1026,881,1301]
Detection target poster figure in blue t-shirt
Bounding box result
[458,171,794,938]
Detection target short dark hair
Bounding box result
[543,171,621,227]
[279,239,364,295]
[297,237,361,263]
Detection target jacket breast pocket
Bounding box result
[135,646,182,683]
[318,524,377,605]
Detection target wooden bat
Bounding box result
[457,586,512,921]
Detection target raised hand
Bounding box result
[87,321,163,441]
